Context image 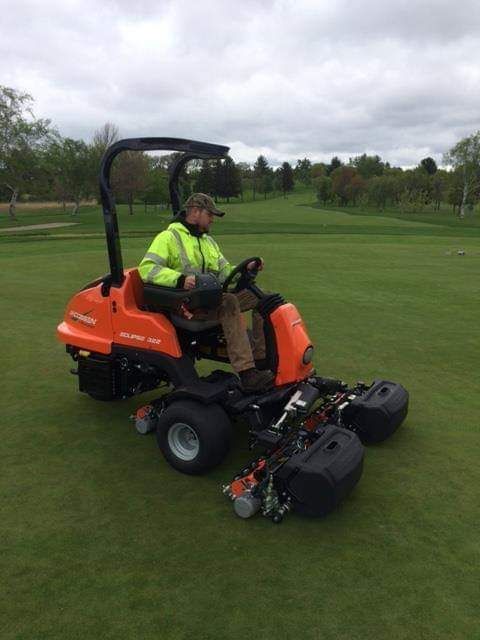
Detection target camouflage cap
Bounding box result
[184,193,225,217]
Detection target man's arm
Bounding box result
[205,235,235,283]
[138,232,184,287]
[206,236,264,282]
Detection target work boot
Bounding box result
[239,368,275,393]
[254,358,268,370]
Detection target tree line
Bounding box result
[310,147,480,218]
[0,86,296,219]
[1,85,479,219]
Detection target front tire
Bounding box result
[156,400,233,474]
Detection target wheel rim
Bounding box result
[167,422,200,461]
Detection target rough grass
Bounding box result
[1,193,479,639]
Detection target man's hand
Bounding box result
[247,258,264,271]
[184,275,196,289]
[179,303,194,319]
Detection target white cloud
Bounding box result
[1,0,479,167]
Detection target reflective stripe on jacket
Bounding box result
[138,221,234,287]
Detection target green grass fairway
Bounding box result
[2,193,479,639]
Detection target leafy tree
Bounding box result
[399,168,432,212]
[345,173,366,205]
[367,176,398,210]
[0,86,54,218]
[148,152,192,204]
[195,159,215,195]
[215,156,241,202]
[381,167,404,205]
[279,161,294,197]
[253,155,269,200]
[431,169,448,211]
[144,157,169,206]
[314,175,332,205]
[213,159,224,200]
[351,153,384,179]
[311,163,326,180]
[326,156,343,176]
[236,162,251,201]
[111,151,149,215]
[294,158,312,184]
[45,137,95,214]
[420,157,438,175]
[446,167,474,215]
[443,131,480,217]
[177,176,192,204]
[219,156,242,202]
[263,168,275,199]
[331,166,364,205]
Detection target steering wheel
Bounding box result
[222,256,262,293]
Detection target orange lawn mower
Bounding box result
[57,138,409,523]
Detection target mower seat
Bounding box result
[170,315,221,332]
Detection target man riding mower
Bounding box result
[57,137,409,523]
[138,192,274,393]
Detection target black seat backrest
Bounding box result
[143,282,222,313]
[143,283,190,312]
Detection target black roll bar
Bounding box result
[99,137,229,287]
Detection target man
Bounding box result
[138,193,274,392]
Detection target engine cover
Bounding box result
[76,352,162,400]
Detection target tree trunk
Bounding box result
[459,169,468,218]
[128,193,133,215]
[62,200,66,212]
[6,185,18,219]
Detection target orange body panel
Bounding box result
[57,269,181,357]
[111,270,181,357]
[57,269,313,381]
[57,284,113,354]
[271,303,315,385]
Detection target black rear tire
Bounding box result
[156,400,233,474]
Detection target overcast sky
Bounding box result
[2,0,479,167]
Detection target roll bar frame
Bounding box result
[99,137,229,287]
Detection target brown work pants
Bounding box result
[196,290,266,373]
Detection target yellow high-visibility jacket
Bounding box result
[138,221,234,287]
